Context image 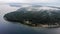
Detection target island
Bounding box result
[4,6,60,28]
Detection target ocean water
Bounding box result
[0,4,60,34]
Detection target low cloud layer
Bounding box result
[0,0,59,3]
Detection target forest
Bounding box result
[4,6,60,25]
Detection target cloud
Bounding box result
[0,0,59,3]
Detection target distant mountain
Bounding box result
[8,3,60,8]
[8,3,21,7]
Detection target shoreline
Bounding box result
[23,20,60,28]
[4,15,60,28]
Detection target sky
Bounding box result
[0,0,59,3]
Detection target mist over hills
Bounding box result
[8,3,60,8]
[4,5,60,25]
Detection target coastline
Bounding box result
[23,20,60,28]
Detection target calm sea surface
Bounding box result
[0,4,60,34]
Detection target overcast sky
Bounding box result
[0,0,60,3]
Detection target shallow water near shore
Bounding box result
[0,4,60,34]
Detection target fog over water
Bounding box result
[0,4,60,34]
